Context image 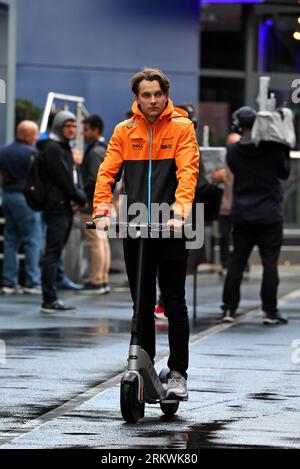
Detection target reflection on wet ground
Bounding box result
[1,320,132,348]
[138,419,285,449]
[0,315,214,356]
[248,393,285,401]
[137,420,251,449]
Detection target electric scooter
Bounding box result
[86,221,180,423]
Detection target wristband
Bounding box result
[93,212,110,220]
[173,213,184,222]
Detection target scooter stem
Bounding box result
[130,235,146,346]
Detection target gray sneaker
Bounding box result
[263,312,288,325]
[222,310,236,323]
[41,300,76,313]
[165,371,188,401]
[2,285,24,295]
[23,285,42,295]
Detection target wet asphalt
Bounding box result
[0,266,299,449]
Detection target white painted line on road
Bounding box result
[1,287,300,447]
[0,372,125,446]
[189,287,300,345]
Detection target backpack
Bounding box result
[24,151,47,211]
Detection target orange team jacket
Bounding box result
[93,98,199,221]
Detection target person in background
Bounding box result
[40,111,87,313]
[80,114,111,294]
[0,120,42,294]
[218,132,240,277]
[221,106,290,325]
[155,103,199,318]
[38,110,83,291]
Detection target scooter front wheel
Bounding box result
[160,401,179,417]
[120,382,144,423]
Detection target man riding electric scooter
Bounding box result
[93,68,199,418]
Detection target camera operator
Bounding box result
[221,106,290,325]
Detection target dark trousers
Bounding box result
[42,212,73,304]
[222,223,283,314]
[219,215,232,269]
[123,237,189,377]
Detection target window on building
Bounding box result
[200,4,244,71]
[199,76,244,146]
[255,11,300,73]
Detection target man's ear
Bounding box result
[134,95,142,110]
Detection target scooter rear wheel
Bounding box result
[120,382,144,423]
[160,401,179,417]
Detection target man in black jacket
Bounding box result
[40,111,87,313]
[221,106,290,325]
[80,115,111,294]
[0,120,42,294]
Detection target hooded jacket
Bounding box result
[93,99,199,220]
[38,110,86,214]
[39,139,86,214]
[81,138,106,214]
[227,139,290,225]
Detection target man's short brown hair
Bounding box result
[131,67,170,96]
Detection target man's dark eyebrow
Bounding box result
[141,91,163,96]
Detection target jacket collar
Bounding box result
[49,135,71,150]
[131,98,185,123]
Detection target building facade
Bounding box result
[1,0,300,229]
[199,0,300,228]
[0,0,200,142]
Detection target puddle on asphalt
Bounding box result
[138,420,235,449]
[138,419,276,449]
[185,420,235,448]
[248,393,284,401]
[0,320,132,349]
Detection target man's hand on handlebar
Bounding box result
[94,216,111,237]
[167,218,184,231]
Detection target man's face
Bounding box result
[136,80,168,123]
[62,120,77,141]
[83,123,99,143]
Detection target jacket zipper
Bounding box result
[146,125,154,226]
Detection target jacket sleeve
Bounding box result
[84,146,106,199]
[225,144,235,174]
[276,144,291,180]
[45,144,86,206]
[173,122,199,219]
[93,126,124,218]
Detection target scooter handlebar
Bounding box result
[85,221,191,231]
[86,221,97,229]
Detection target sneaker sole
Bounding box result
[41,307,76,314]
[2,288,24,295]
[23,290,42,295]
[222,316,235,323]
[164,392,188,401]
[78,290,105,295]
[263,318,288,325]
[263,318,279,325]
